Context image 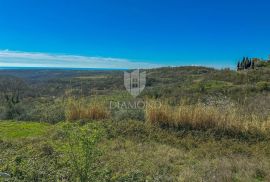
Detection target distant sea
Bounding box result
[0,67,128,70]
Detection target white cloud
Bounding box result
[0,50,162,69]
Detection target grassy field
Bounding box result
[1,66,270,181]
[1,120,270,181]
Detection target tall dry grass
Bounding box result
[66,97,110,121]
[145,100,270,135]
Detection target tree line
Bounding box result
[237,57,255,70]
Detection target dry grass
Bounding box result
[145,100,270,135]
[65,97,110,121]
[65,96,270,135]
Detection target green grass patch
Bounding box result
[0,121,51,140]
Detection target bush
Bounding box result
[63,123,109,181]
[19,100,65,123]
[113,109,145,121]
[0,103,26,120]
[256,81,270,91]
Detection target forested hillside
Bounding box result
[1,66,270,181]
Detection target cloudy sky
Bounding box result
[0,50,161,69]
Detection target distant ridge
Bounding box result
[0,67,128,71]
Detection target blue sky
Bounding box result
[0,0,270,68]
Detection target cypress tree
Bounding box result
[237,61,240,70]
[251,60,255,69]
[244,57,247,69]
[240,57,245,70]
[247,59,251,68]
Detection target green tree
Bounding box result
[0,76,28,119]
[251,60,255,69]
[237,61,241,70]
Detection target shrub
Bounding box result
[1,103,25,120]
[19,100,66,123]
[63,123,109,181]
[256,81,270,91]
[113,109,145,121]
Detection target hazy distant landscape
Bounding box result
[1,0,270,181]
[1,58,270,181]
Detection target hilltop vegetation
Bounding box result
[2,66,270,122]
[237,57,270,70]
[1,66,270,181]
